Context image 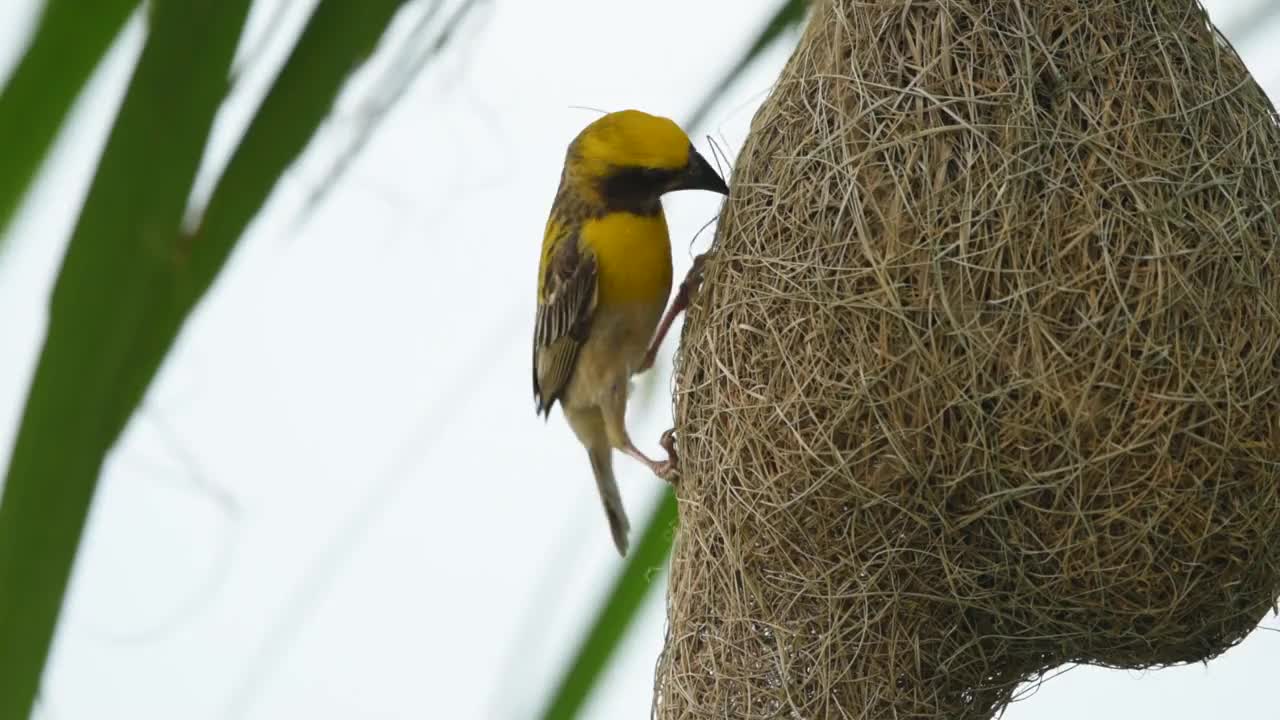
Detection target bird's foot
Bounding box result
[623,429,680,485]
[636,253,709,373]
[655,428,679,484]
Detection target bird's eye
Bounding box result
[603,166,679,199]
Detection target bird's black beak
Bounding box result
[673,145,730,195]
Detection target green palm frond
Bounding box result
[0,0,139,245]
[0,3,417,717]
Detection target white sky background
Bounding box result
[0,1,1278,718]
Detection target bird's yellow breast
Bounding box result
[581,212,673,306]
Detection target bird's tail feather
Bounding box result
[588,447,630,556]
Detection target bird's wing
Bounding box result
[533,226,597,416]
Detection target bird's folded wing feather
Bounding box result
[533,232,597,415]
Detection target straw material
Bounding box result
[657,1,1280,718]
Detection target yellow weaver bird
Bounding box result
[532,109,728,555]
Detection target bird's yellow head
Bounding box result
[564,109,729,211]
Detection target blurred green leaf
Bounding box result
[295,0,485,229]
[686,0,808,132]
[0,0,140,245]
[538,490,678,720]
[0,1,252,717]
[538,3,810,717]
[106,0,414,427]
[0,1,414,717]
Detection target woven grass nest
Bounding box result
[657,1,1280,718]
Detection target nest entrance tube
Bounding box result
[657,1,1280,717]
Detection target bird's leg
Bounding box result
[636,253,709,373]
[621,430,679,484]
[601,381,680,484]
